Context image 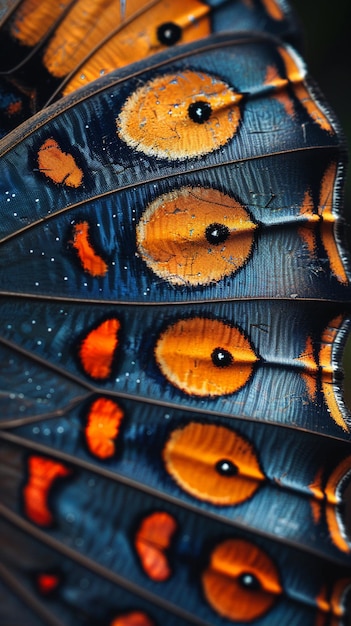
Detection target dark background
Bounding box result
[292,1,351,208]
[291,1,351,406]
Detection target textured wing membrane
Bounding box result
[0,0,299,136]
[0,3,350,626]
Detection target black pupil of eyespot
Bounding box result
[215,459,238,476]
[211,347,233,368]
[157,22,182,46]
[188,101,212,124]
[206,222,230,245]
[239,572,260,591]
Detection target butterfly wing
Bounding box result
[0,4,350,626]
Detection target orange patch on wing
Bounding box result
[85,397,124,459]
[137,187,256,286]
[135,511,177,582]
[110,612,154,626]
[117,71,242,160]
[297,335,318,400]
[316,579,351,625]
[37,138,83,187]
[43,0,141,78]
[278,46,333,133]
[318,162,348,284]
[324,457,351,553]
[64,0,211,95]
[23,456,71,526]
[6,101,23,116]
[309,467,324,524]
[71,222,108,277]
[202,539,282,621]
[320,315,349,431]
[36,572,60,594]
[261,0,284,20]
[10,0,71,47]
[155,317,258,397]
[163,422,264,505]
[299,164,348,284]
[79,318,121,379]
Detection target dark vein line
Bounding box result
[0,561,66,626]
[0,428,350,569]
[0,334,350,442]
[0,145,340,244]
[0,504,216,626]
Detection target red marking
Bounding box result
[85,398,124,459]
[71,221,108,277]
[6,100,23,116]
[23,456,71,526]
[110,612,154,626]
[135,511,177,582]
[36,572,60,594]
[79,318,120,379]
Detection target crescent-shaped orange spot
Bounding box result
[79,318,121,380]
[135,511,177,582]
[202,539,282,621]
[71,222,108,277]
[163,422,264,505]
[324,457,351,553]
[117,71,242,160]
[137,187,256,286]
[110,612,154,626]
[37,138,83,187]
[278,46,333,133]
[85,398,124,459]
[23,456,71,526]
[155,317,258,396]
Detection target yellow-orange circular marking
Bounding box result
[63,0,211,95]
[37,138,83,187]
[79,318,120,380]
[23,456,71,527]
[155,317,258,396]
[202,539,282,621]
[110,612,154,626]
[85,398,124,459]
[136,187,256,286]
[163,422,264,505]
[117,71,242,160]
[135,511,177,582]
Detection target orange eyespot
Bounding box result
[137,187,256,286]
[163,422,264,505]
[63,0,211,95]
[79,318,121,380]
[110,612,155,626]
[37,138,83,187]
[85,398,124,459]
[202,539,282,621]
[71,222,108,277]
[155,317,258,396]
[23,456,71,526]
[134,512,177,582]
[117,71,242,160]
